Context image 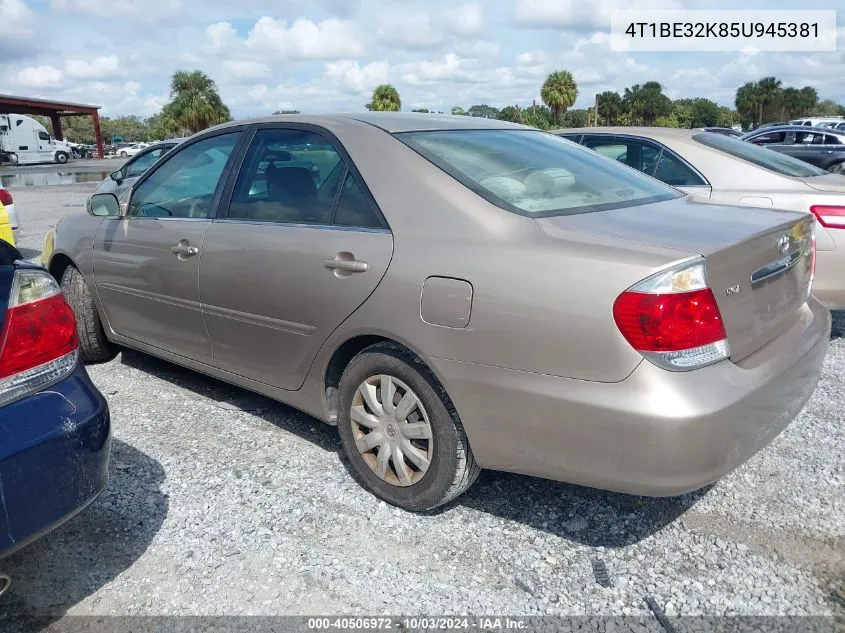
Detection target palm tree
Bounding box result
[367,84,401,112]
[756,76,782,124]
[540,70,578,126]
[623,84,645,125]
[597,91,622,125]
[167,70,231,134]
[735,81,761,129]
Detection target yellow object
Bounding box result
[40,228,56,267]
[0,201,15,248]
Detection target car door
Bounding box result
[821,134,845,170]
[92,130,243,362]
[199,126,394,390]
[782,131,827,167]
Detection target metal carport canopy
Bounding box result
[0,93,105,158]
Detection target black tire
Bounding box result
[60,266,117,363]
[828,162,845,175]
[55,152,69,164]
[119,151,127,157]
[336,342,480,511]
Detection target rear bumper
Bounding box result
[814,246,845,310]
[431,296,830,497]
[0,363,111,559]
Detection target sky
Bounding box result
[1,0,843,119]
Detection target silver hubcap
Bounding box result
[350,374,433,487]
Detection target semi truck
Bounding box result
[0,114,73,165]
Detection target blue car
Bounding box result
[0,240,110,561]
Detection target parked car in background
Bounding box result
[118,143,149,158]
[97,139,184,200]
[556,127,845,309]
[756,122,790,129]
[0,186,18,240]
[703,127,743,138]
[46,113,829,511]
[0,243,111,561]
[739,125,845,173]
[791,117,844,127]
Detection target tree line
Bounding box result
[44,69,845,145]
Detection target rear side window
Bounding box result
[396,130,680,217]
[653,152,706,187]
[693,133,827,178]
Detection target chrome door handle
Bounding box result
[325,257,368,273]
[171,242,199,258]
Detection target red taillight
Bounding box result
[810,205,845,229]
[613,288,727,352]
[0,189,11,206]
[612,259,731,371]
[0,294,79,379]
[0,270,79,404]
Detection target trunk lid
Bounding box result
[800,173,845,194]
[538,197,815,362]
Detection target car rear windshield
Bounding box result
[693,132,828,178]
[395,129,680,217]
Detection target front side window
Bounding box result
[38,131,50,141]
[693,133,827,178]
[125,148,164,178]
[228,129,347,225]
[128,132,240,219]
[397,130,680,217]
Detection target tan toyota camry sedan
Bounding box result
[47,114,830,511]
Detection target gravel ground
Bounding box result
[1,183,844,622]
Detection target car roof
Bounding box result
[204,112,529,134]
[554,127,702,141]
[745,125,845,135]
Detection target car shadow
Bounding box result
[831,310,844,340]
[15,247,40,261]
[116,350,704,547]
[0,439,167,620]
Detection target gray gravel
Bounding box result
[1,182,843,620]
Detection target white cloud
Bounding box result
[206,22,238,51]
[2,0,32,21]
[324,60,390,93]
[513,0,681,30]
[221,59,272,81]
[51,0,182,22]
[65,55,123,80]
[516,50,546,65]
[377,12,443,50]
[244,16,363,59]
[441,3,485,36]
[14,65,65,88]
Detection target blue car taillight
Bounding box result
[0,269,79,406]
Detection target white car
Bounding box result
[0,187,18,234]
[118,143,149,158]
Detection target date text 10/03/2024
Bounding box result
[307,617,528,630]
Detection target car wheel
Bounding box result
[61,266,117,363]
[119,151,127,157]
[828,162,845,175]
[336,343,480,511]
[55,152,69,164]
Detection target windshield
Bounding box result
[694,133,827,178]
[395,129,680,217]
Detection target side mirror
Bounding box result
[88,193,121,217]
[110,170,123,183]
